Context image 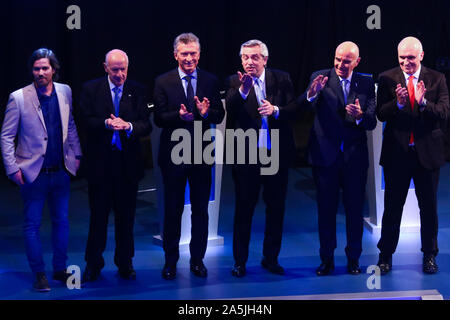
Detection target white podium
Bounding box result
[365,119,420,236]
[150,102,226,247]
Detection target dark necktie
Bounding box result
[184,75,195,112]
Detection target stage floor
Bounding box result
[1,164,449,300]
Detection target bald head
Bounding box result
[397,37,424,75]
[334,41,361,79]
[105,49,129,66]
[336,41,360,58]
[398,37,423,53]
[104,49,129,87]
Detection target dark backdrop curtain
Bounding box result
[1,0,449,170]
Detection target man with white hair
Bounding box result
[376,37,449,275]
[80,49,151,282]
[298,41,376,276]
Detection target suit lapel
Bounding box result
[24,83,47,132]
[265,69,275,102]
[171,68,189,108]
[120,81,133,117]
[397,68,407,88]
[196,69,203,99]
[396,67,418,113]
[103,77,115,115]
[244,84,260,123]
[54,83,68,141]
[329,68,346,107]
[347,73,358,105]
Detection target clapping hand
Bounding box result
[179,104,194,121]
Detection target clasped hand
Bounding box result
[106,114,130,131]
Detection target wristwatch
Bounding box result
[420,98,427,107]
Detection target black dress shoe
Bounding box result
[316,262,335,276]
[190,261,208,278]
[53,270,71,283]
[81,267,100,283]
[231,264,246,278]
[377,254,392,275]
[261,258,285,275]
[347,261,362,275]
[118,267,137,280]
[34,272,51,292]
[423,255,438,274]
[162,265,176,280]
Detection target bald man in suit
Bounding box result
[298,42,376,276]
[376,37,449,275]
[80,49,151,282]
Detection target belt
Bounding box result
[40,166,61,173]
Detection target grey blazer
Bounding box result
[1,82,82,183]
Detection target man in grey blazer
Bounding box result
[1,48,82,292]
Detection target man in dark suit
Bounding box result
[153,33,224,280]
[376,37,449,275]
[80,49,151,282]
[298,41,376,276]
[225,39,297,277]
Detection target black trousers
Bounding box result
[85,151,138,271]
[232,164,289,266]
[312,151,368,263]
[161,164,212,266]
[378,147,440,257]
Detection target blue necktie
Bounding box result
[111,86,122,150]
[340,79,349,152]
[254,78,271,150]
[341,79,349,104]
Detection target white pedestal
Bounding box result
[365,119,420,236]
[150,101,226,248]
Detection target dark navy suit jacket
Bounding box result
[298,68,376,168]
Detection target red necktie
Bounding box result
[407,75,415,145]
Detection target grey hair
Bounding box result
[173,32,201,53]
[239,39,269,58]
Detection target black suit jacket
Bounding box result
[377,66,449,170]
[298,68,376,168]
[79,77,152,182]
[153,68,225,167]
[225,68,297,168]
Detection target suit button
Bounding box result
[44,137,48,140]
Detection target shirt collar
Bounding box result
[403,65,421,81]
[35,83,56,99]
[107,76,124,92]
[338,72,353,84]
[178,68,197,80]
[254,69,266,84]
